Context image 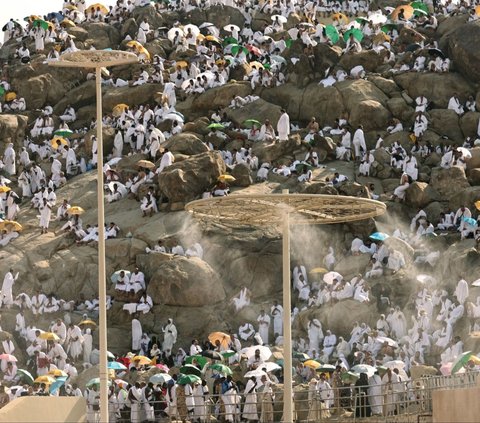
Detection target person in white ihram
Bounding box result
[1,269,18,307]
[276,109,290,143]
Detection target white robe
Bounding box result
[276,112,290,141]
[1,272,17,306]
[132,319,142,351]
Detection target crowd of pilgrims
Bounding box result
[1,0,480,420]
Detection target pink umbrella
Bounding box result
[0,354,17,362]
[440,362,452,376]
[156,364,169,373]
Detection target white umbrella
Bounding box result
[351,364,376,377]
[257,35,273,44]
[288,28,299,39]
[323,271,343,285]
[244,369,267,378]
[223,24,240,32]
[368,12,388,25]
[417,274,435,284]
[197,71,214,81]
[472,279,480,287]
[183,24,200,37]
[164,113,184,123]
[167,27,184,42]
[241,346,272,362]
[259,362,282,373]
[376,336,398,348]
[271,14,287,23]
[457,147,472,159]
[199,22,215,29]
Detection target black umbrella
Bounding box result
[201,350,223,360]
[428,48,445,59]
[405,43,422,52]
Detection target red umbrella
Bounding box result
[0,354,17,362]
[246,44,262,56]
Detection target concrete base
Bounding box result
[433,386,480,422]
[0,396,86,422]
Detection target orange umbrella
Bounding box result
[476,5,480,15]
[331,13,349,24]
[208,332,231,348]
[391,5,414,20]
[86,3,109,14]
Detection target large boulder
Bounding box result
[394,72,474,109]
[157,151,226,205]
[82,23,121,49]
[405,182,438,208]
[467,147,480,170]
[164,133,209,156]
[334,254,371,277]
[226,98,282,127]
[231,163,253,187]
[147,256,226,306]
[102,83,164,112]
[53,80,96,115]
[460,112,480,139]
[448,186,480,210]
[430,166,470,200]
[428,109,463,142]
[190,82,252,115]
[15,73,66,110]
[0,115,28,149]
[447,22,480,82]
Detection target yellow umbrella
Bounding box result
[304,359,321,369]
[48,369,68,377]
[51,137,68,149]
[39,332,60,341]
[133,356,152,366]
[136,159,156,169]
[60,19,75,28]
[391,4,414,20]
[331,12,349,23]
[26,15,42,22]
[249,61,264,69]
[79,319,97,327]
[64,4,77,10]
[208,331,231,348]
[205,35,221,44]
[112,103,129,117]
[86,3,109,14]
[475,200,480,211]
[310,267,328,274]
[197,34,205,41]
[5,92,16,102]
[137,46,151,61]
[175,61,189,68]
[67,206,85,215]
[126,40,142,48]
[0,220,22,232]
[218,174,236,182]
[0,186,11,193]
[34,375,56,384]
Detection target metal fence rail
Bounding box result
[82,371,479,422]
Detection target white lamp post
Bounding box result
[49,50,138,422]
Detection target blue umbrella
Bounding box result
[108,361,127,370]
[149,373,172,384]
[369,232,389,241]
[49,376,68,394]
[463,217,478,227]
[46,12,64,22]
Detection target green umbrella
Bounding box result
[295,163,315,172]
[179,364,203,377]
[293,351,310,361]
[0,86,5,96]
[185,355,208,368]
[343,28,364,42]
[221,350,237,359]
[210,363,233,375]
[177,374,202,385]
[410,1,429,13]
[317,364,336,372]
[381,23,398,33]
[86,378,112,388]
[54,129,74,137]
[207,123,225,130]
[33,19,50,30]
[223,37,238,47]
[325,25,339,44]
[413,8,428,17]
[17,369,34,385]
[231,45,248,55]
[341,371,359,384]
[285,39,293,48]
[451,351,480,374]
[356,17,369,24]
[243,119,262,128]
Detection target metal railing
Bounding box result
[80,371,480,422]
